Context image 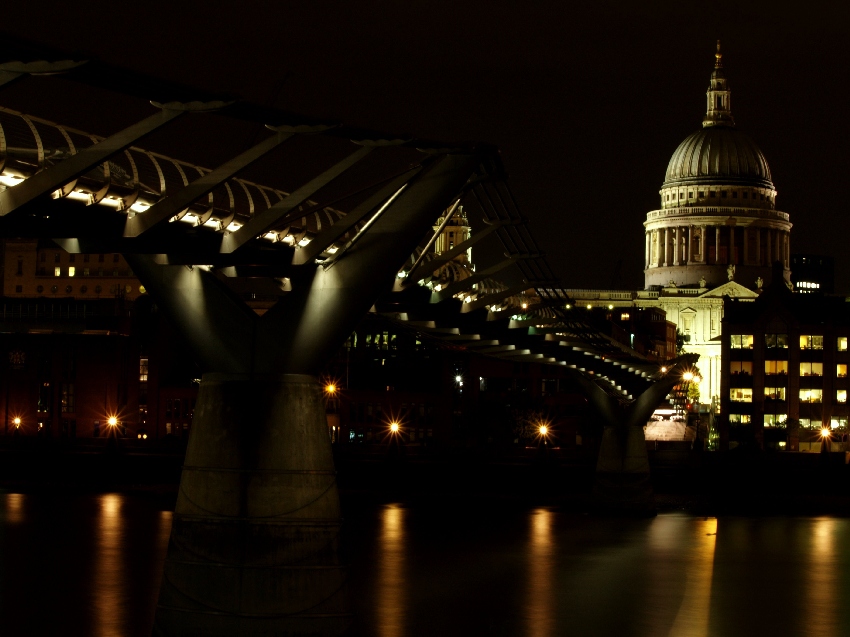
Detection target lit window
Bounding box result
[800,335,824,350]
[765,360,788,375]
[620,313,630,320]
[729,414,751,425]
[831,417,848,431]
[837,390,847,404]
[764,414,787,428]
[730,334,754,349]
[54,266,61,276]
[730,388,753,402]
[838,337,848,352]
[68,266,75,277]
[730,361,753,375]
[764,387,786,401]
[800,419,822,430]
[799,389,823,403]
[800,362,823,376]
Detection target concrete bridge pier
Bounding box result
[569,354,699,516]
[592,424,655,515]
[153,373,349,636]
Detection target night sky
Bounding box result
[3,2,849,290]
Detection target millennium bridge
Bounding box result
[0,43,695,636]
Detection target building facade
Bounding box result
[721,270,850,451]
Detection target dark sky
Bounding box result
[4,2,849,290]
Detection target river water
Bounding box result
[1,491,848,636]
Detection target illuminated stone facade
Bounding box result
[569,45,792,407]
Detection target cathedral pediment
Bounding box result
[699,281,758,299]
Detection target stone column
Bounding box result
[687,226,693,264]
[775,230,781,267]
[756,228,761,265]
[700,225,706,263]
[674,227,680,265]
[715,227,720,264]
[663,228,669,266]
[743,227,749,265]
[645,231,650,268]
[785,232,791,268]
[730,225,736,264]
[766,229,773,264]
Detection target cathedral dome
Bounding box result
[663,126,774,190]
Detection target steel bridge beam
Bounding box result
[0,108,185,217]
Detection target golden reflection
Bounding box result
[526,508,555,637]
[668,517,717,637]
[94,494,126,637]
[377,504,406,637]
[804,518,837,637]
[5,493,24,525]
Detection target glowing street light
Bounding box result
[325,384,337,395]
[12,417,21,428]
[107,416,118,427]
[539,425,549,436]
[390,422,400,433]
[821,427,831,438]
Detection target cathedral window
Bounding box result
[721,191,727,198]
[698,191,704,198]
[709,191,716,197]
[688,191,693,198]
[743,192,748,199]
[732,192,738,198]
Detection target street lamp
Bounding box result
[539,425,548,436]
[12,417,20,428]
[390,421,400,433]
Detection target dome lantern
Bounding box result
[703,41,734,129]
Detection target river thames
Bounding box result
[1,491,848,636]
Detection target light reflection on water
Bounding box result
[805,518,837,637]
[2,493,850,636]
[526,508,555,637]
[94,493,125,637]
[377,504,407,637]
